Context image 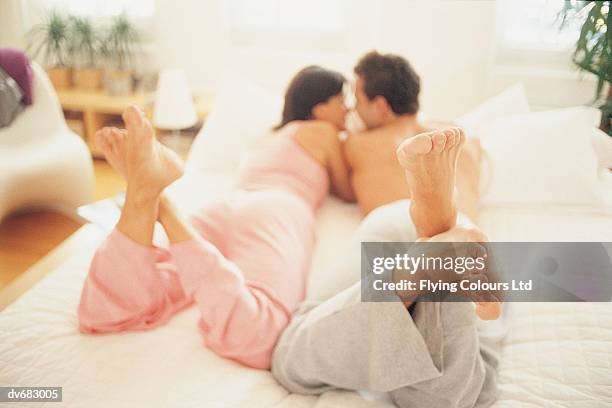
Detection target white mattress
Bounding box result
[1,173,612,407]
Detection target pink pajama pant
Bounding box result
[78,189,315,369]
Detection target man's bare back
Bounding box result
[344,119,431,215]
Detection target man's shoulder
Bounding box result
[344,126,397,164]
[344,130,371,150]
[349,124,409,145]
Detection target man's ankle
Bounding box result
[411,203,457,238]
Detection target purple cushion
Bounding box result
[0,48,34,105]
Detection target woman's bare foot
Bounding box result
[105,106,184,203]
[396,127,465,238]
[96,127,128,177]
[96,108,185,195]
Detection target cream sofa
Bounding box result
[0,62,94,221]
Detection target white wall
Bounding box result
[2,0,599,119]
[150,0,596,119]
[0,0,28,49]
[149,0,499,119]
[150,0,371,95]
[376,0,497,118]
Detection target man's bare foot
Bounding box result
[118,106,184,202]
[474,302,501,320]
[420,226,502,320]
[396,127,465,238]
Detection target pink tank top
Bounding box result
[236,123,330,210]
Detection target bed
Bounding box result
[1,82,612,407]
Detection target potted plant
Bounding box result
[103,14,141,95]
[560,1,611,136]
[70,16,103,91]
[27,11,72,89]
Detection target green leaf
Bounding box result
[562,1,611,100]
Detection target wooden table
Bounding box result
[57,89,214,157]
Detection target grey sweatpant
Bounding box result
[271,200,502,408]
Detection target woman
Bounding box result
[78,66,355,369]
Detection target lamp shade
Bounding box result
[153,69,197,130]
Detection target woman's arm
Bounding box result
[294,121,356,203]
[324,130,357,202]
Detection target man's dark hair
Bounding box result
[354,51,420,115]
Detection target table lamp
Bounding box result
[153,69,197,135]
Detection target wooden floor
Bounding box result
[0,159,124,291]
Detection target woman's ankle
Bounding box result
[125,186,162,210]
[117,208,158,247]
[157,194,179,224]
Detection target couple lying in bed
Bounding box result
[78,51,501,408]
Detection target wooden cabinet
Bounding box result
[57,89,213,157]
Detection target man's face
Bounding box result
[354,76,383,129]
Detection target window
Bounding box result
[229,0,348,50]
[497,0,580,51]
[230,0,345,34]
[36,0,155,20]
[26,0,156,41]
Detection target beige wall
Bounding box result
[4,0,598,119]
[148,0,498,119]
[0,0,28,49]
[149,0,595,118]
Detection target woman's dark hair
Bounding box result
[274,66,346,130]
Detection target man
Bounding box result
[270,52,502,408]
[346,51,481,235]
[347,51,499,317]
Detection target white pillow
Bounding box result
[186,75,282,174]
[592,127,612,171]
[456,83,530,136]
[479,106,604,206]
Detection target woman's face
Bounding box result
[312,93,348,130]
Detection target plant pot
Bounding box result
[104,69,133,96]
[47,67,72,90]
[73,68,103,91]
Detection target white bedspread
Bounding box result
[1,173,612,407]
